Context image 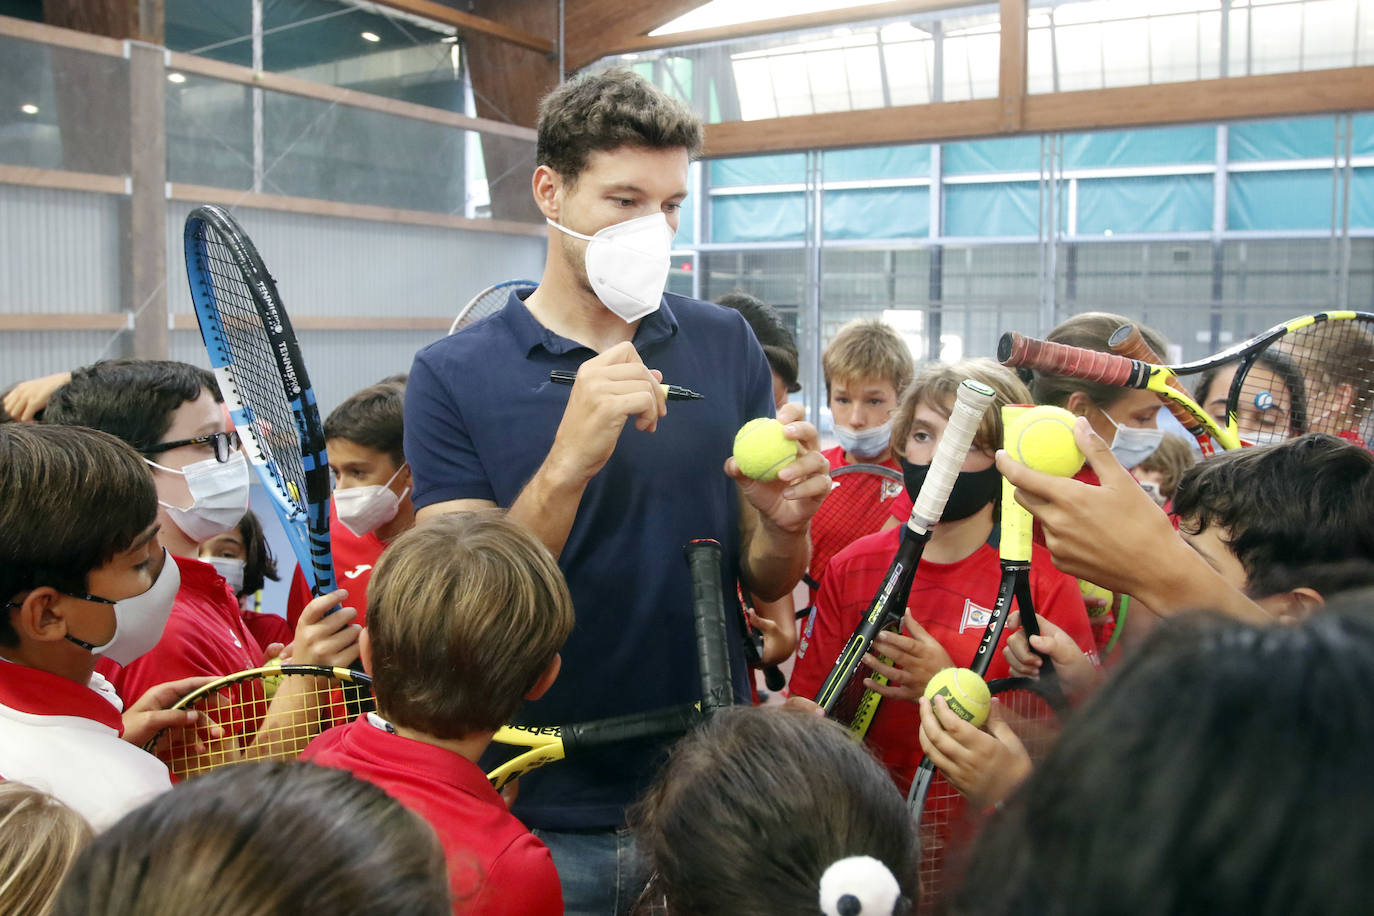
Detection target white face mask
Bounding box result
[206,556,246,595]
[333,464,409,538]
[62,549,181,667]
[1100,410,1163,469]
[1138,480,1168,507]
[547,213,674,323]
[147,451,251,543]
[834,417,894,461]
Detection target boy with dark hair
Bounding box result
[1003,433,1374,699]
[304,511,571,914]
[43,359,358,730]
[0,424,212,829]
[1172,432,1374,616]
[404,68,831,909]
[286,380,414,630]
[716,291,800,410]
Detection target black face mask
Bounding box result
[899,457,1001,523]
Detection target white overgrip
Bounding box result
[910,379,996,533]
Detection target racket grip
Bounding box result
[911,379,996,531]
[1110,324,1206,435]
[763,665,786,693]
[685,539,735,712]
[998,332,1145,388]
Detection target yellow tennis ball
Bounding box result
[261,655,284,699]
[1079,579,1114,617]
[733,417,799,482]
[1005,405,1085,478]
[923,667,992,728]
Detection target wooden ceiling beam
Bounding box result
[703,65,1374,157]
[367,0,554,54]
[562,0,707,70]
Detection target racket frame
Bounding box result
[183,205,336,594]
[448,279,538,335]
[814,380,998,728]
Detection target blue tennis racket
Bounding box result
[183,205,335,598]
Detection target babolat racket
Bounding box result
[485,538,735,791]
[999,311,1374,450]
[1111,324,1221,457]
[813,380,997,736]
[144,665,373,781]
[805,462,906,589]
[448,279,538,335]
[183,205,335,596]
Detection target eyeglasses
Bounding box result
[144,430,242,464]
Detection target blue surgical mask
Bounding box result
[834,418,893,461]
[1099,409,1163,469]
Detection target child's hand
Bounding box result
[918,695,1031,811]
[289,589,360,668]
[745,606,797,666]
[861,610,954,702]
[1002,611,1103,700]
[122,675,219,749]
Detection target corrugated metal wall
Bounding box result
[2,192,545,414]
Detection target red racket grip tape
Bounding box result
[998,332,1145,388]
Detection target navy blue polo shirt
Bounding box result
[405,290,775,829]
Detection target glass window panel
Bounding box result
[808,48,853,114]
[165,74,254,189]
[1301,0,1359,70]
[770,54,815,117]
[1248,3,1305,74]
[1101,19,1150,87]
[942,30,1001,102]
[884,40,933,105]
[843,45,886,111]
[731,58,778,121]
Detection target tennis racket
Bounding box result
[448,280,538,335]
[1111,324,1220,457]
[183,205,335,597]
[907,404,1073,911]
[813,380,997,737]
[912,677,1067,914]
[805,462,906,590]
[485,538,735,791]
[1000,311,1374,450]
[144,664,373,781]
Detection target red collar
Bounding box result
[0,659,123,732]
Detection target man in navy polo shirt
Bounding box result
[404,68,830,914]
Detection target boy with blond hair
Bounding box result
[303,510,572,914]
[810,319,916,585]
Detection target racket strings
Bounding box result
[195,226,310,511]
[1269,318,1374,443]
[916,685,1062,915]
[155,673,374,781]
[810,470,903,582]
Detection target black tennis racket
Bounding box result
[448,280,538,335]
[912,676,1067,914]
[813,380,997,738]
[1000,311,1374,450]
[183,205,335,597]
[486,538,735,791]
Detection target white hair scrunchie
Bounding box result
[818,855,903,916]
